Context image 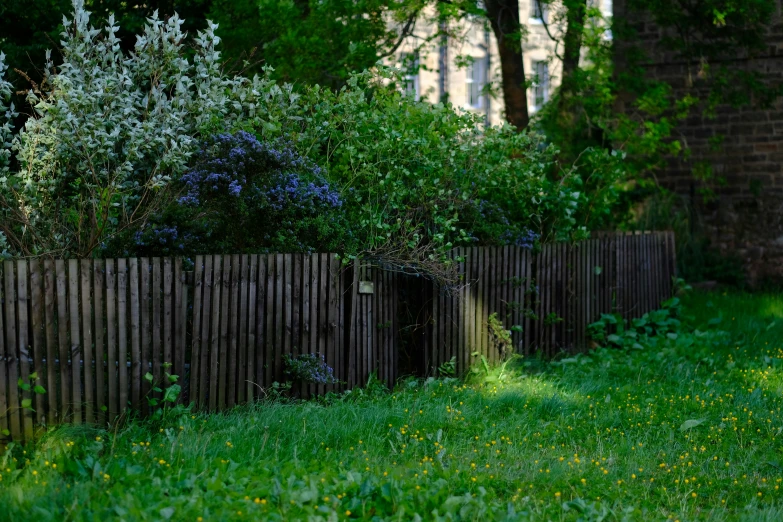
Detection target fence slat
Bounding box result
[129,259,141,411]
[0,264,6,437]
[237,254,249,405]
[59,260,74,424]
[264,255,275,389]
[139,258,151,413]
[291,254,301,395]
[4,262,20,438]
[455,248,465,372]
[175,258,187,397]
[152,258,162,400]
[17,260,33,439]
[347,260,358,387]
[79,259,93,425]
[300,255,311,399]
[163,258,173,380]
[247,255,258,401]
[199,255,214,409]
[189,256,204,406]
[117,259,129,418]
[93,260,105,425]
[254,255,266,393]
[319,254,329,396]
[209,255,223,411]
[30,260,45,426]
[43,260,58,425]
[67,260,82,425]
[227,254,240,408]
[107,259,118,422]
[283,256,294,393]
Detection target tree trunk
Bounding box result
[553,0,589,137]
[560,0,588,95]
[484,0,529,130]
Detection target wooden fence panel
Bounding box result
[420,232,675,370]
[0,231,675,443]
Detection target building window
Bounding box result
[401,52,420,100]
[533,60,549,110]
[530,0,548,23]
[466,58,486,109]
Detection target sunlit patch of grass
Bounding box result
[2,292,783,520]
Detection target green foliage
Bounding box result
[624,0,779,111]
[143,363,182,414]
[588,278,691,348]
[246,69,613,259]
[0,373,46,436]
[437,356,457,378]
[0,2,626,266]
[487,312,513,360]
[534,11,688,228]
[537,0,779,246]
[209,0,419,89]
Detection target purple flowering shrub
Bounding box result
[283,353,339,385]
[464,199,540,249]
[106,132,353,257]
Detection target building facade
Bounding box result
[391,1,611,125]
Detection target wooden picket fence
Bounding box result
[0,231,674,442]
[419,231,676,373]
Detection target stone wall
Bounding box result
[614,0,783,284]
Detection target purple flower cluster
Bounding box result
[133,225,191,252]
[264,173,342,211]
[283,353,338,384]
[500,229,539,249]
[178,131,341,212]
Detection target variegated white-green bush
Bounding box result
[0,0,297,257]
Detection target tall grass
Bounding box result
[1,291,783,520]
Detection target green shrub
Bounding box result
[1,2,631,266]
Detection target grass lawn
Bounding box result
[3,291,783,521]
